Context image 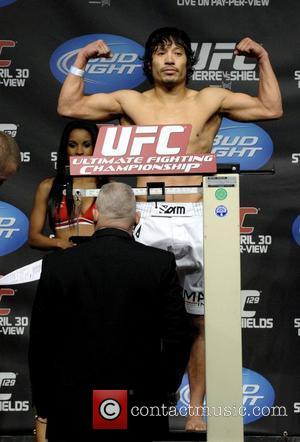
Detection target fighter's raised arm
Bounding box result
[57,40,135,121]
[218,37,283,121]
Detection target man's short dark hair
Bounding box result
[0,131,21,184]
[143,27,197,84]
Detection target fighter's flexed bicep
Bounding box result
[57,39,141,121]
[219,38,283,122]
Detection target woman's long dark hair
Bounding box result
[48,120,108,232]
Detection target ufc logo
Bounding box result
[240,207,258,234]
[241,290,260,318]
[0,40,15,68]
[0,372,16,401]
[93,125,191,157]
[0,288,15,316]
[0,123,18,137]
[192,42,256,71]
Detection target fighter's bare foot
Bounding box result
[185,415,207,432]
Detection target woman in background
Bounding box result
[29,120,108,250]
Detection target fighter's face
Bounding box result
[151,41,187,86]
[66,129,94,157]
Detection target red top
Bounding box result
[54,195,96,230]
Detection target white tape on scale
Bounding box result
[66,186,203,197]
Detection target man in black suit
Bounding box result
[29,182,191,442]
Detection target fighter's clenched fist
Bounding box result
[234,37,267,61]
[79,40,112,61]
[72,39,113,70]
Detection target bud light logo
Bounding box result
[292,215,300,246]
[242,368,275,424]
[50,34,145,94]
[176,368,275,424]
[212,118,273,170]
[177,373,190,410]
[0,0,16,6]
[0,201,28,256]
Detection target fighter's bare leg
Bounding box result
[185,314,206,431]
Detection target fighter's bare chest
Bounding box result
[127,101,202,125]
[122,100,220,153]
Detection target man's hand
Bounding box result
[234,37,268,61]
[78,40,112,63]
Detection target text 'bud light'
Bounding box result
[0,201,28,256]
[50,34,145,94]
[212,118,274,170]
[176,368,275,424]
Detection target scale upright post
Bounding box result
[203,173,244,442]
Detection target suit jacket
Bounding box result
[29,228,191,439]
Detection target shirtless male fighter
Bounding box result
[57,27,282,431]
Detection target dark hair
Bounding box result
[143,27,197,84]
[48,120,108,232]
